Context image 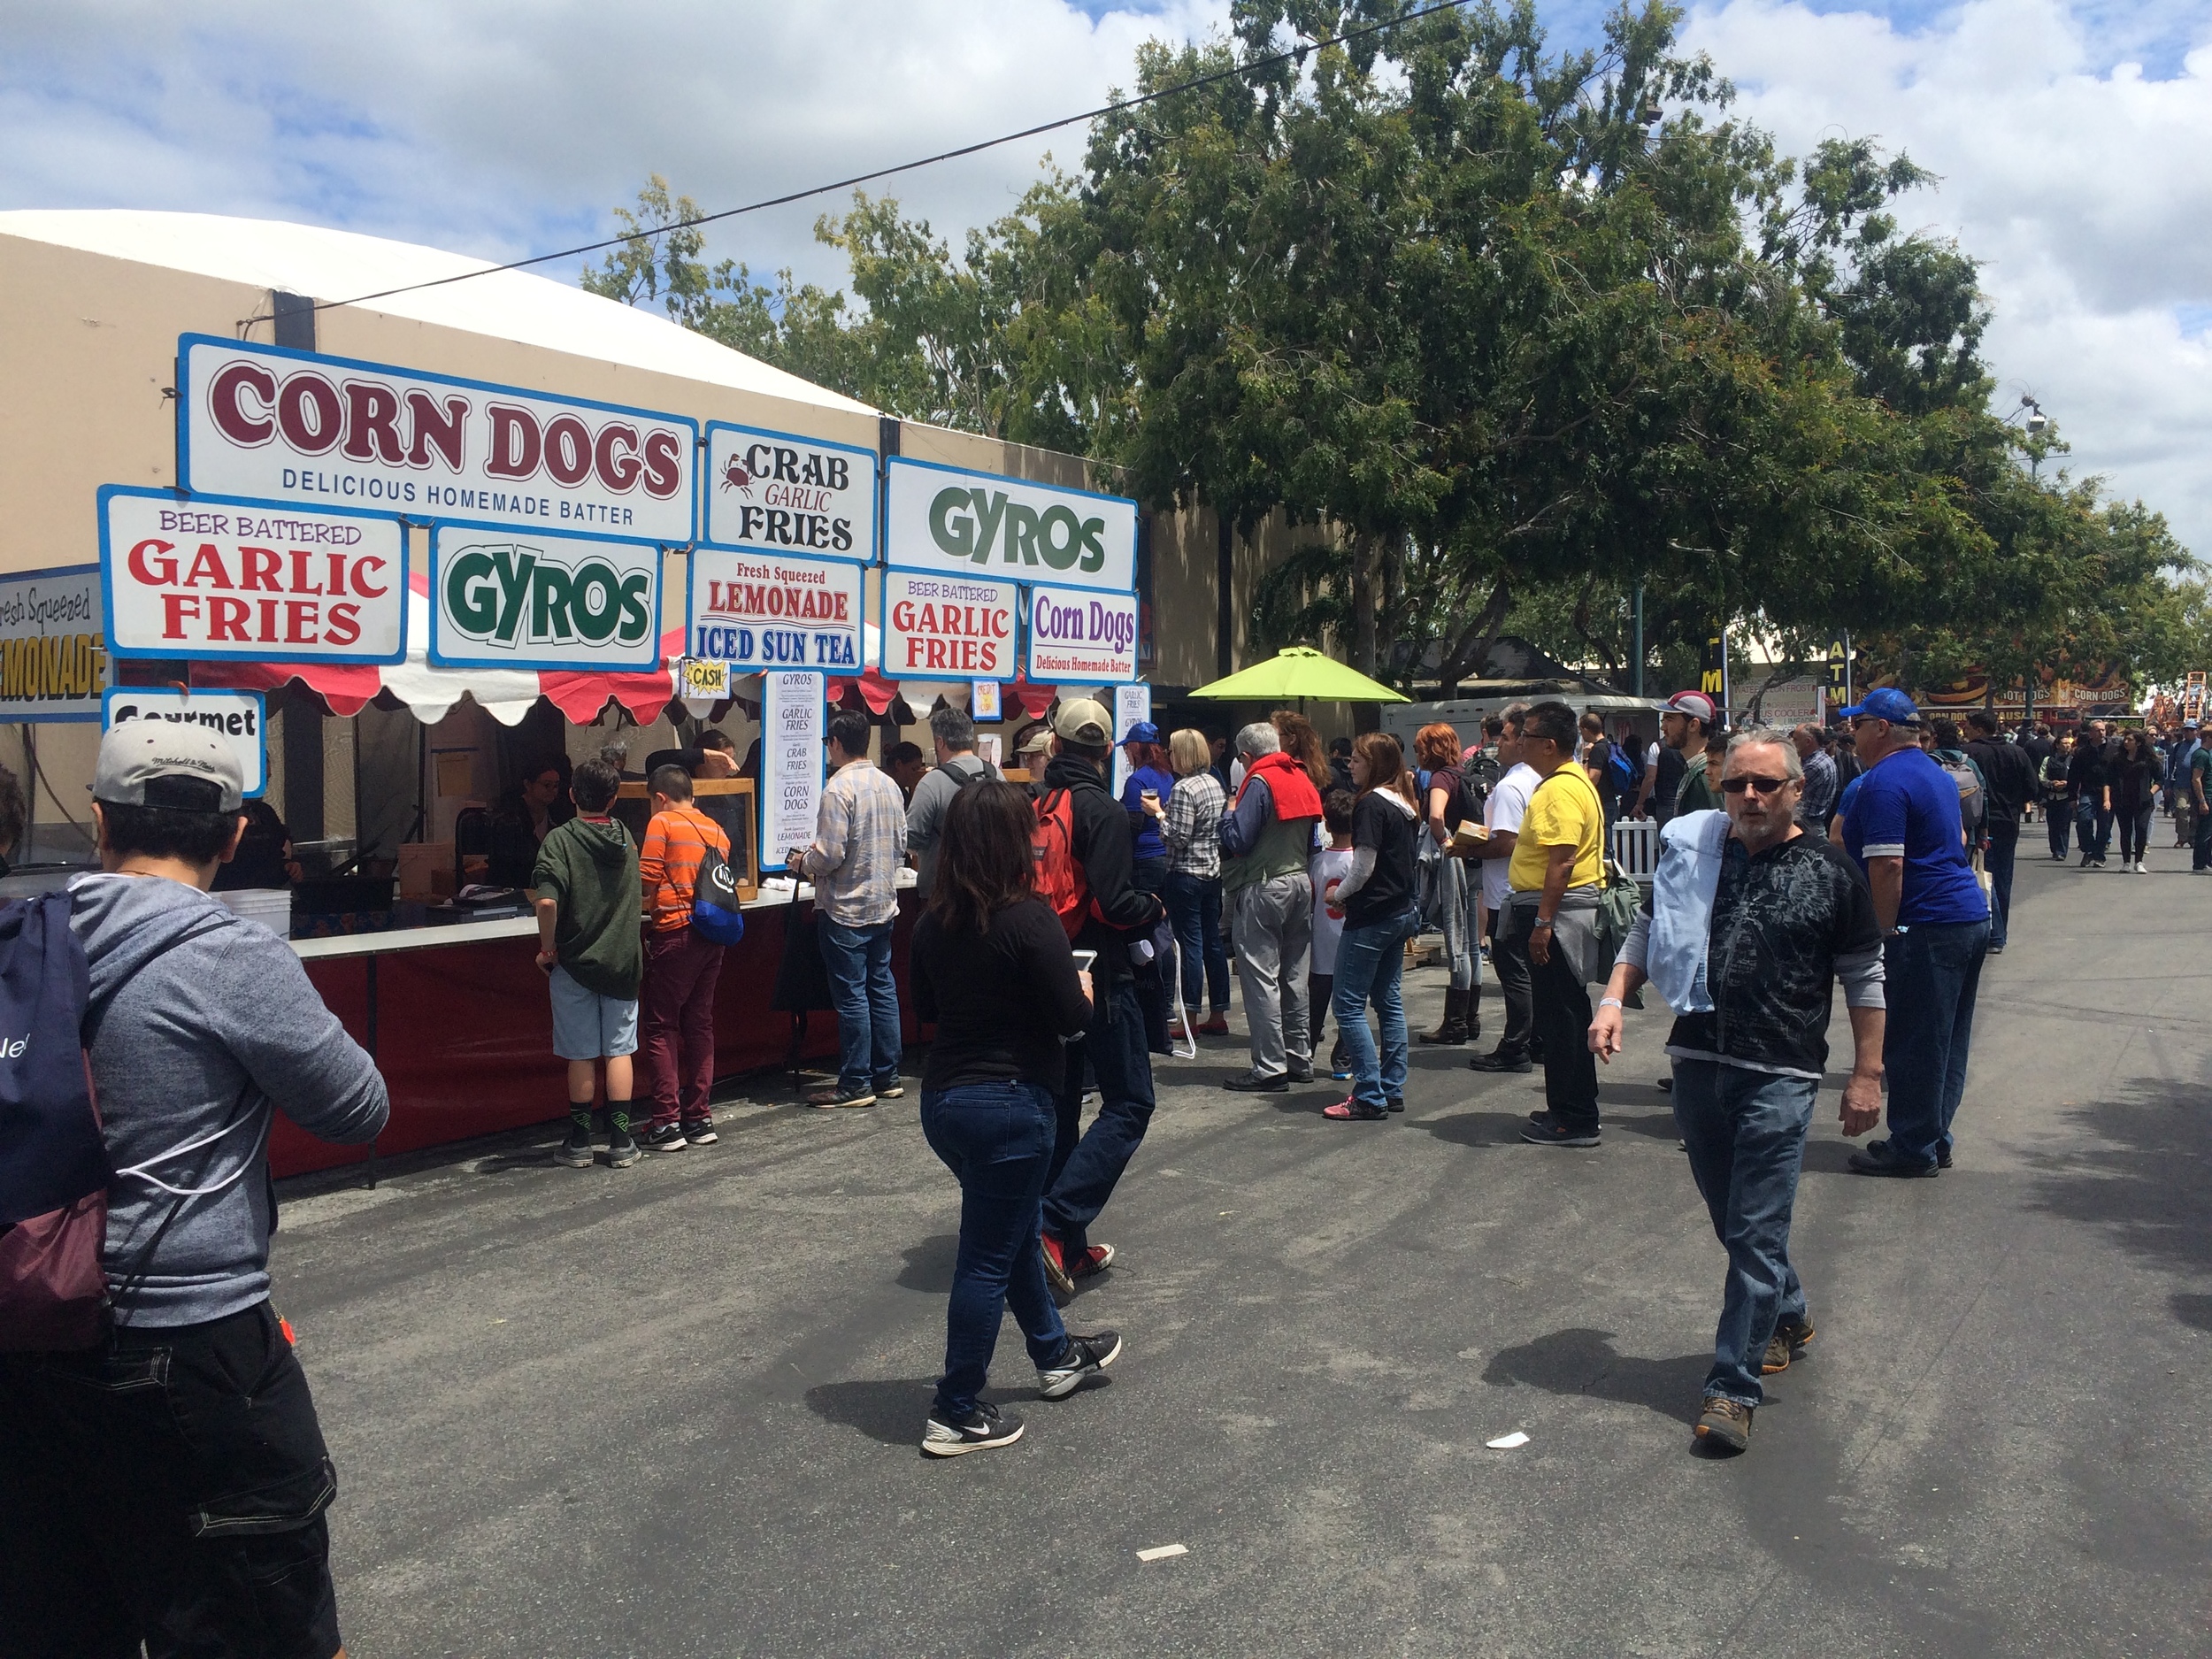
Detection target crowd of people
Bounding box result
[5,675,2197,1653]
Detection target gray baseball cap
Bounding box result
[95,718,244,811]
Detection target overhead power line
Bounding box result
[315,0,1479,314]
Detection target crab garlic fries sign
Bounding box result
[703,423,876,565]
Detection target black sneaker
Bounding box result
[1870,1136,1954,1171]
[555,1119,595,1168]
[606,1124,641,1169]
[1521,1114,1601,1148]
[1223,1071,1289,1093]
[1386,1096,1404,1114]
[680,1117,718,1147]
[1286,1058,1315,1084]
[1847,1141,1937,1177]
[1762,1314,1814,1375]
[1038,1330,1123,1399]
[922,1401,1025,1456]
[1695,1395,1753,1453]
[876,1082,907,1101]
[641,1122,688,1152]
[1469,1049,1532,1074]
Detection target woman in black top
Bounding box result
[909,781,1123,1455]
[1318,733,1423,1121]
[2113,728,2162,872]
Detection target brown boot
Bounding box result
[1419,986,1471,1045]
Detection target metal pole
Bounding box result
[1632,582,1645,697]
[1720,628,1732,726]
[365,953,380,1191]
[1844,629,1854,707]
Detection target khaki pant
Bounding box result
[1230,872,1313,1079]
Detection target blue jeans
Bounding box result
[1881,918,1990,1168]
[919,1081,1068,1418]
[1671,1060,1816,1408]
[817,918,901,1094]
[1045,975,1156,1256]
[1983,819,2017,949]
[1164,870,1230,1013]
[2076,796,2112,860]
[1333,909,1418,1111]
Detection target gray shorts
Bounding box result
[548,964,639,1060]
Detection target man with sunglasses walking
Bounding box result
[1591,732,1885,1453]
[1833,689,1990,1177]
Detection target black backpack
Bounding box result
[1440,764,1488,830]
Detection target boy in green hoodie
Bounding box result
[533,757,644,1167]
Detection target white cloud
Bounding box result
[1685,0,2212,555]
[0,0,1225,286]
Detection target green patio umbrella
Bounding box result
[1186,646,1407,704]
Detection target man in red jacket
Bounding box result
[1217,722,1326,1091]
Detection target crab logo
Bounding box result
[719,455,755,496]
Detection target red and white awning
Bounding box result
[194,566,682,725]
[188,570,1095,727]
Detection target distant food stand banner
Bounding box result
[1026,582,1139,685]
[0,564,107,722]
[177,334,697,543]
[879,570,1018,678]
[703,422,876,564]
[427,526,662,672]
[761,669,826,871]
[685,547,864,672]
[99,486,407,664]
[102,687,266,796]
[882,457,1137,595]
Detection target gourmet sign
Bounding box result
[0,565,106,721]
[428,527,663,673]
[883,458,1136,595]
[103,687,266,797]
[703,423,875,563]
[1026,582,1139,685]
[99,486,406,664]
[879,571,1017,679]
[179,335,697,543]
[686,547,863,672]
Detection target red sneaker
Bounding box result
[1323,1096,1388,1121]
[1196,1014,1231,1036]
[1067,1242,1117,1280]
[1040,1233,1074,1295]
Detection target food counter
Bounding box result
[273,872,924,1179]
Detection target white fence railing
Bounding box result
[1610,817,1658,884]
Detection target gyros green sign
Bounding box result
[429,526,661,672]
[883,457,1135,595]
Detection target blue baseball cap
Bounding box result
[1123,720,1161,746]
[1838,687,1920,726]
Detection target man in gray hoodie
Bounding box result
[0,721,386,1659]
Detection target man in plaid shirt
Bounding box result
[788,710,910,1109]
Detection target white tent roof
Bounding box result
[0,209,878,419]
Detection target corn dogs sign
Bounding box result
[178,335,697,544]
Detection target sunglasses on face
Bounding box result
[1720,775,1792,795]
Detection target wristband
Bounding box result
[1599,996,1624,1010]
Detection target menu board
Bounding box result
[761,670,825,872]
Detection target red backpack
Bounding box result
[1031,789,1094,940]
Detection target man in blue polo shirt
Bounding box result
[1837,688,1991,1176]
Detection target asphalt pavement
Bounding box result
[276,831,2212,1658]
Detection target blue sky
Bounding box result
[4,0,2209,554]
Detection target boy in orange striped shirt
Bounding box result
[638,763,732,1151]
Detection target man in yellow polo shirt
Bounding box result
[1504,700,1609,1146]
